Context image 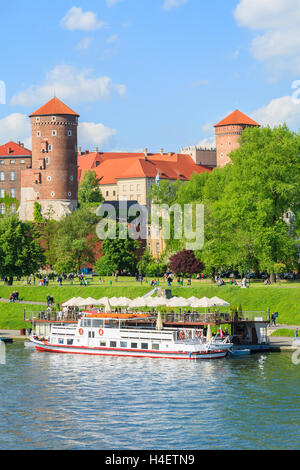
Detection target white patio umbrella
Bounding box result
[129,297,148,308]
[104,297,112,313]
[97,297,110,305]
[156,312,163,330]
[197,297,214,308]
[187,296,199,303]
[111,297,131,307]
[77,297,98,306]
[146,297,168,308]
[166,297,190,308]
[108,297,119,306]
[61,297,77,307]
[206,324,212,341]
[210,296,230,307]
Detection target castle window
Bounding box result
[51,116,56,122]
[70,175,74,182]
[37,131,41,137]
[68,130,72,137]
[47,176,52,182]
[10,188,15,198]
[51,192,55,197]
[45,157,50,165]
[10,160,15,165]
[68,192,72,197]
[0,189,4,198]
[20,160,25,164]
[0,161,4,165]
[0,172,5,181]
[36,117,40,123]
[52,130,57,137]
[10,171,15,181]
[0,203,5,215]
[48,145,52,152]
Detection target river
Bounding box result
[0,343,299,450]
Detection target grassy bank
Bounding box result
[0,280,299,329]
[271,329,297,337]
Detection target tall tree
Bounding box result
[53,207,98,273]
[168,250,204,277]
[78,170,104,206]
[0,216,45,284]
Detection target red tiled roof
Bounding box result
[0,141,32,157]
[214,110,260,127]
[78,152,212,185]
[29,97,79,117]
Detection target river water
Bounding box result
[0,343,299,450]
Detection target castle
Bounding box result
[0,97,260,221]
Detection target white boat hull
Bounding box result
[31,339,228,360]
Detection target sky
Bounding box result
[1,0,300,152]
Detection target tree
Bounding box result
[95,255,117,276]
[100,223,139,274]
[78,170,104,206]
[168,250,204,277]
[0,215,45,284]
[53,207,99,273]
[33,202,44,223]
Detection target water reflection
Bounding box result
[0,344,299,450]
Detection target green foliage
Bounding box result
[100,223,140,274]
[0,215,45,282]
[0,192,19,215]
[33,202,44,223]
[53,207,98,273]
[95,255,117,276]
[78,170,104,206]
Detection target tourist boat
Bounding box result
[207,335,233,351]
[29,312,228,360]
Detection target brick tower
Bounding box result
[214,110,260,167]
[19,97,79,221]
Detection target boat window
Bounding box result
[82,319,91,327]
[120,341,127,348]
[131,343,138,349]
[152,343,160,350]
[88,331,95,338]
[100,341,106,347]
[92,319,104,328]
[67,339,73,345]
[58,339,64,345]
[141,343,148,350]
[104,320,116,329]
[110,341,117,348]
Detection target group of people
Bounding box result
[9,291,19,302]
[46,295,55,306]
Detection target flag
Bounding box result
[218,327,224,338]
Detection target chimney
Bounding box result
[78,146,82,155]
[168,152,173,157]
[94,147,99,153]
[159,148,164,155]
[144,148,148,160]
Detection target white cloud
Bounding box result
[0,113,31,149]
[196,137,216,149]
[78,122,117,147]
[163,0,188,11]
[75,37,94,51]
[61,7,104,31]
[234,0,300,74]
[251,95,300,128]
[10,65,127,107]
[106,0,124,6]
[106,34,118,44]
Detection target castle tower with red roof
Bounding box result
[214,110,260,167]
[19,97,79,221]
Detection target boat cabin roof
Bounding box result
[83,311,152,321]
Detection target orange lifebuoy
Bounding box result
[99,329,104,336]
[79,328,84,335]
[179,331,185,340]
[195,331,202,338]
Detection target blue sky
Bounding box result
[1,0,300,152]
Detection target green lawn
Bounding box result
[271,329,298,338]
[0,277,299,329]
